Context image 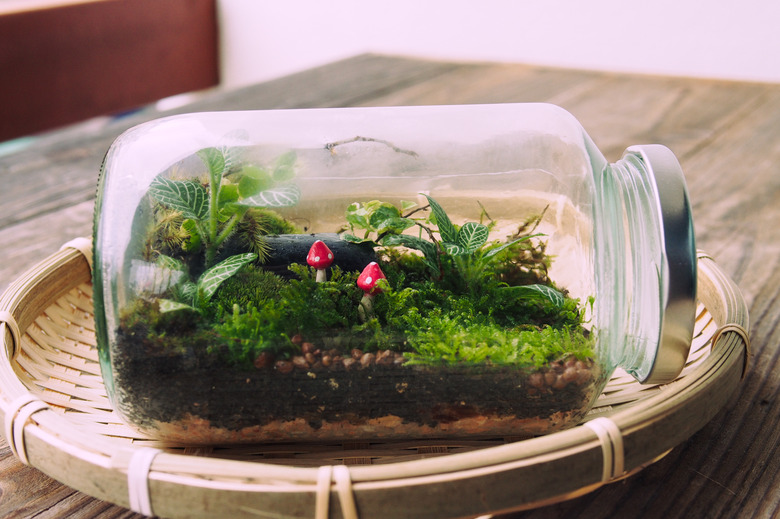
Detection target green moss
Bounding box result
[210,302,291,366]
[402,318,593,368]
[234,208,302,261]
[204,264,286,316]
[129,193,595,371]
[277,264,363,334]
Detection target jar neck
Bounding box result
[597,153,667,381]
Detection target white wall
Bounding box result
[217,0,780,89]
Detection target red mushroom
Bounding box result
[307,240,334,282]
[357,262,386,321]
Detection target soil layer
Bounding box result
[111,343,601,444]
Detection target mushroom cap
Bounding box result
[306,240,334,269]
[357,261,386,295]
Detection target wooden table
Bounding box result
[1,54,777,518]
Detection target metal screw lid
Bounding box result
[624,145,697,384]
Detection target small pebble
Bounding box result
[562,366,578,383]
[275,360,293,374]
[528,372,545,389]
[376,350,393,365]
[360,352,376,367]
[253,351,275,369]
[292,355,309,370]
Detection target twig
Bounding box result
[402,204,430,219]
[325,136,419,157]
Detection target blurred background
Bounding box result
[2,0,779,142]
[218,0,780,87]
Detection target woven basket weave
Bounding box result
[0,240,750,518]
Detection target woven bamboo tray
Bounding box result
[0,239,750,519]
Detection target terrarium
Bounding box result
[93,103,696,444]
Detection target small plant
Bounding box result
[344,194,561,304]
[148,148,300,268]
[142,147,301,312]
[153,252,257,314]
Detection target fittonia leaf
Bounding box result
[422,194,458,244]
[503,284,566,308]
[155,254,186,272]
[382,233,437,261]
[148,177,208,221]
[235,185,302,208]
[197,147,228,187]
[442,242,467,256]
[158,299,197,313]
[483,233,543,259]
[197,253,257,304]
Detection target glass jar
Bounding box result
[93,103,696,444]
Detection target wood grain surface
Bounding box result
[0,54,778,518]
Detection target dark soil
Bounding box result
[111,336,599,440]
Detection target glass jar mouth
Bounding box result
[623,145,697,383]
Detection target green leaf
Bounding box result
[382,234,438,263]
[180,219,202,251]
[457,222,489,253]
[217,207,236,223]
[504,284,566,307]
[236,184,301,208]
[273,151,297,181]
[341,233,366,244]
[148,177,208,220]
[197,147,227,186]
[345,203,370,230]
[219,184,240,205]
[368,204,402,228]
[442,242,467,255]
[237,166,273,198]
[375,217,415,234]
[483,233,544,259]
[181,281,198,303]
[217,129,249,173]
[422,194,457,243]
[158,299,196,314]
[400,200,417,212]
[155,254,186,272]
[197,253,257,304]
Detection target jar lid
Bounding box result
[625,145,697,384]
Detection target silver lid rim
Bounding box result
[624,145,697,384]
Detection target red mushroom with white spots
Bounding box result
[307,240,334,282]
[357,261,386,321]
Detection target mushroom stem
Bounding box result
[358,293,374,322]
[307,240,334,283]
[356,261,385,323]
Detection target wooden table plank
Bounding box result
[0,54,777,519]
[0,54,460,232]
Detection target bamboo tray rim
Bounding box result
[0,240,750,518]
